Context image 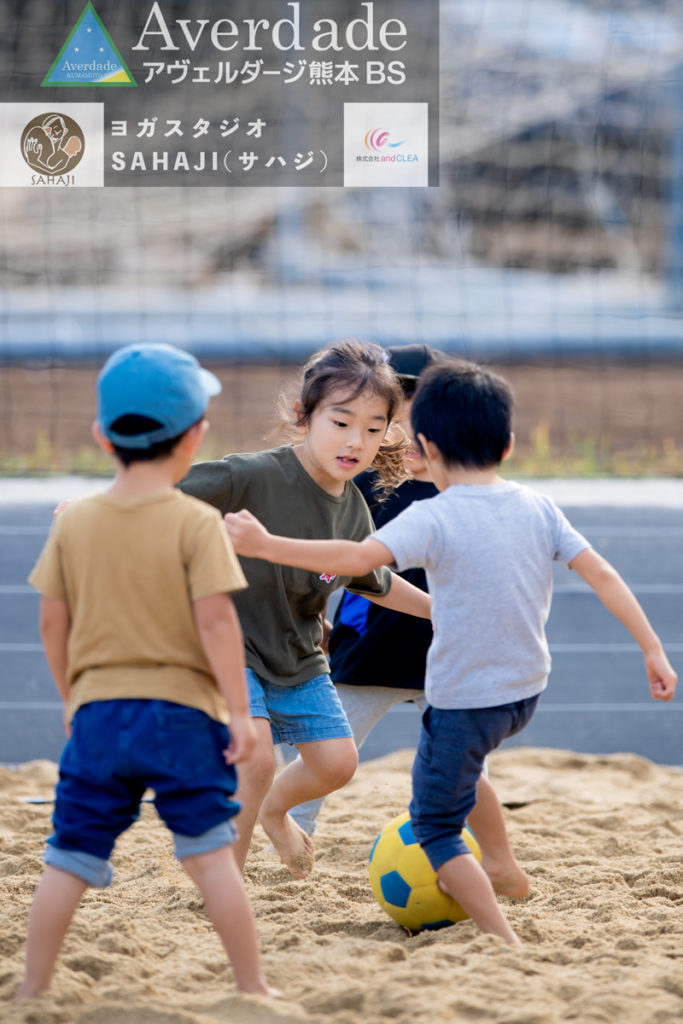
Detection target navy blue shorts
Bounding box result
[47,699,240,886]
[409,696,540,871]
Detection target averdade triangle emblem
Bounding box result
[42,2,136,87]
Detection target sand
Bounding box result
[1,746,682,1024]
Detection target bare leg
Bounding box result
[259,736,358,878]
[231,717,276,872]
[286,686,426,835]
[467,774,530,898]
[17,866,87,999]
[182,845,276,996]
[437,853,521,945]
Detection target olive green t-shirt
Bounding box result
[180,445,392,686]
[28,490,247,723]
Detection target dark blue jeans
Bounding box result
[409,696,540,871]
[46,699,239,886]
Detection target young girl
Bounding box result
[180,340,431,878]
[282,345,440,836]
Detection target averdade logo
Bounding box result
[21,113,85,175]
[42,2,136,87]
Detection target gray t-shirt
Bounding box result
[371,480,590,709]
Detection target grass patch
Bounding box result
[509,420,682,478]
[0,427,681,479]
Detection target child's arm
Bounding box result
[224,510,432,620]
[569,548,677,702]
[193,592,256,763]
[39,597,70,700]
[224,509,392,578]
[38,596,71,734]
[38,598,71,737]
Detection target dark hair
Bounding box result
[411,361,514,469]
[109,414,192,466]
[280,339,409,495]
[399,377,418,398]
[293,339,403,426]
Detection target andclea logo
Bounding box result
[364,128,406,152]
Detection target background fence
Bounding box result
[1,0,683,473]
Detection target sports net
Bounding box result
[1,0,682,475]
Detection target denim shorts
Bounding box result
[409,695,540,871]
[46,699,240,887]
[246,668,353,745]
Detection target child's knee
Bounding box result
[319,741,358,790]
[243,742,277,791]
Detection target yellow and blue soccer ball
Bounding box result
[368,810,481,933]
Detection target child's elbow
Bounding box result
[350,553,372,577]
[39,597,69,636]
[194,593,238,636]
[350,541,382,577]
[573,549,620,589]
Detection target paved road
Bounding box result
[1,478,682,767]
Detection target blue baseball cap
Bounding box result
[97,343,221,449]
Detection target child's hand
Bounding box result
[224,509,271,557]
[223,711,257,764]
[53,498,73,516]
[644,648,677,702]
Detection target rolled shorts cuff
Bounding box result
[44,844,114,888]
[173,819,238,860]
[421,832,474,872]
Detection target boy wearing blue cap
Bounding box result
[18,344,273,999]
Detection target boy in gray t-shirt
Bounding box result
[224,360,677,947]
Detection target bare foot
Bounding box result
[258,808,314,879]
[482,858,530,899]
[16,981,43,1001]
[238,981,282,998]
[438,861,529,901]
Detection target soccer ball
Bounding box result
[368,810,481,933]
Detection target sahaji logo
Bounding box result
[42,2,136,87]
[364,129,406,152]
[21,113,85,175]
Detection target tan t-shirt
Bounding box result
[28,490,247,724]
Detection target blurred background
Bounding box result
[2,1,683,765]
[1,0,683,474]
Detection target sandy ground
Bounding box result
[1,746,682,1024]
